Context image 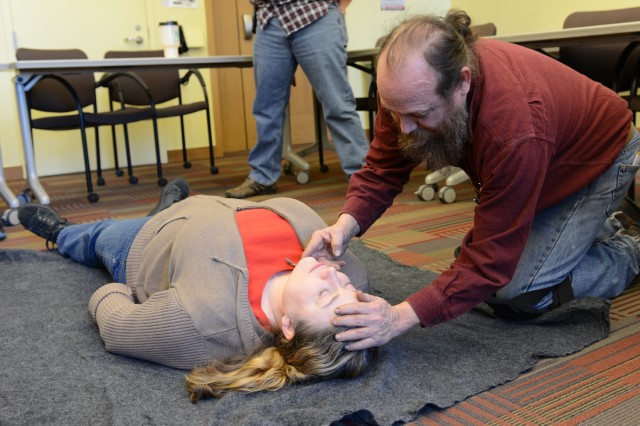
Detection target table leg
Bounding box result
[14,75,50,205]
[0,145,19,209]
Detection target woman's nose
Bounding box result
[320,266,340,283]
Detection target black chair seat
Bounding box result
[155,101,206,118]
[85,107,154,125]
[31,114,89,130]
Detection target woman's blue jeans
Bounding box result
[497,128,640,309]
[56,217,150,283]
[248,4,369,185]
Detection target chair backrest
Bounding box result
[15,48,96,112]
[559,7,640,91]
[104,50,181,105]
[472,22,497,38]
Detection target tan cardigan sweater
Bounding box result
[88,196,368,370]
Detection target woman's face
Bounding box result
[281,257,358,330]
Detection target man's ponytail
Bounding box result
[379,9,479,98]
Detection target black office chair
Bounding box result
[353,64,378,143]
[472,22,497,38]
[558,7,640,200]
[559,7,640,93]
[103,50,217,186]
[15,48,161,203]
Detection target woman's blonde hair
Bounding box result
[185,322,378,402]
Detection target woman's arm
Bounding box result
[89,283,209,370]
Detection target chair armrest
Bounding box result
[96,71,157,109]
[34,74,87,116]
[613,43,640,92]
[179,68,209,104]
[179,68,206,87]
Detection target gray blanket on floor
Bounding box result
[0,243,610,425]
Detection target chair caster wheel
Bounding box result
[210,166,219,175]
[284,162,293,176]
[97,177,106,186]
[183,161,192,169]
[438,186,457,204]
[296,171,310,184]
[158,178,168,187]
[416,184,437,201]
[129,176,138,184]
[320,164,329,173]
[87,193,99,203]
[115,169,124,177]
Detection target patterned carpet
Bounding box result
[1,149,638,425]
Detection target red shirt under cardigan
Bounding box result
[343,38,632,327]
[236,208,301,329]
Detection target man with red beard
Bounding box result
[303,9,640,350]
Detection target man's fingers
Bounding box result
[334,301,368,316]
[335,323,371,339]
[335,292,379,316]
[355,291,377,302]
[344,338,378,351]
[317,256,345,270]
[302,233,324,258]
[303,228,343,259]
[335,328,380,351]
[332,312,369,328]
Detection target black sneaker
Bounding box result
[225,178,276,199]
[147,178,190,216]
[18,204,71,250]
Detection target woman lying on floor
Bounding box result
[18,179,377,402]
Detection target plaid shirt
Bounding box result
[252,0,336,36]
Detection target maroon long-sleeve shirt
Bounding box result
[343,38,632,327]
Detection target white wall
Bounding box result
[345,0,451,50]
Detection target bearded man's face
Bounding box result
[397,101,469,170]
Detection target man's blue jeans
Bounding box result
[498,128,640,309]
[248,4,369,185]
[56,217,150,283]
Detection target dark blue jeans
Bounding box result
[56,217,151,283]
[248,3,368,184]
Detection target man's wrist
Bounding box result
[338,213,360,239]
[394,301,420,334]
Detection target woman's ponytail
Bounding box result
[185,323,377,402]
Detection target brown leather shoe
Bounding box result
[225,178,276,199]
